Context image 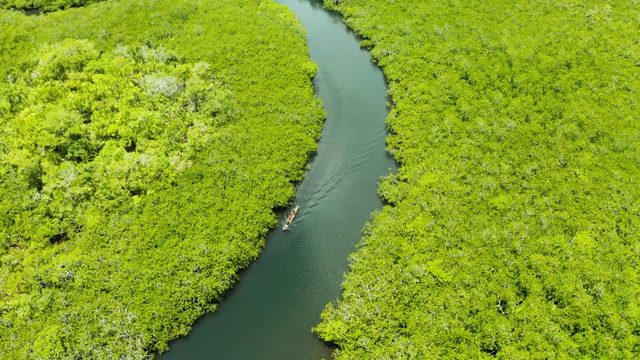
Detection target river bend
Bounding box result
[160,0,395,357]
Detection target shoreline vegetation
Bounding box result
[0,0,324,358]
[0,0,103,13]
[317,0,640,358]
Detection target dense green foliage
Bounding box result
[0,0,101,13]
[2,39,236,246]
[317,0,640,358]
[0,0,323,358]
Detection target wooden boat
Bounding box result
[282,206,299,231]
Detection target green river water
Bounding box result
[160,0,396,358]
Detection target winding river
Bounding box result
[160,0,395,358]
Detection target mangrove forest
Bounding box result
[0,0,323,358]
[316,0,640,358]
[1,0,639,358]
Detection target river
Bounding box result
[159,0,395,358]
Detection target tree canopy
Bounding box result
[0,0,323,358]
[316,0,640,358]
[0,0,103,13]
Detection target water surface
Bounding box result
[160,0,395,358]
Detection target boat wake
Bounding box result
[303,124,385,214]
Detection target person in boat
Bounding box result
[283,206,299,230]
[287,206,298,223]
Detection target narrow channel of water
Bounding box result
[159,0,396,358]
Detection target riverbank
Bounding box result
[0,0,323,357]
[317,0,640,358]
[158,0,396,358]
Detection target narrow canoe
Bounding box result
[282,206,299,231]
